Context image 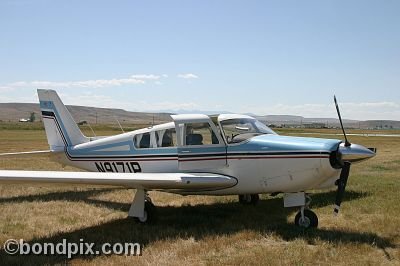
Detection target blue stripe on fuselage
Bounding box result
[228,134,341,153]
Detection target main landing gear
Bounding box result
[284,192,318,229]
[128,189,156,224]
[238,194,259,205]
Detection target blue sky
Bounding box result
[0,0,399,120]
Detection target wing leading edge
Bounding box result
[0,170,237,191]
[0,150,55,157]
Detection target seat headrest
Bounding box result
[186,133,203,145]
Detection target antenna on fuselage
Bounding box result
[114,116,125,133]
[86,122,97,137]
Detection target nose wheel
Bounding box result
[294,209,318,228]
[294,195,318,228]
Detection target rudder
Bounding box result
[38,89,88,149]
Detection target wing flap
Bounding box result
[0,170,237,190]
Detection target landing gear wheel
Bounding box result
[239,194,259,205]
[250,194,259,205]
[295,209,318,228]
[135,200,156,224]
[239,194,250,204]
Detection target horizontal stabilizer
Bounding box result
[0,170,237,191]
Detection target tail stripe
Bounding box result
[41,110,69,147]
[38,89,88,147]
[40,102,73,146]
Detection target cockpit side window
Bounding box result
[184,122,220,146]
[220,118,276,144]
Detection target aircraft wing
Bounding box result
[0,150,60,157]
[0,170,237,191]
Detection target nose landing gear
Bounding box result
[284,192,318,228]
[295,208,318,228]
[294,195,318,228]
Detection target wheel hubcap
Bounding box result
[299,216,311,228]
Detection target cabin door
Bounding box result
[173,117,227,171]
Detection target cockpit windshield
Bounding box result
[220,118,276,144]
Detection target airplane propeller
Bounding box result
[333,95,351,215]
[334,96,351,147]
[334,161,350,214]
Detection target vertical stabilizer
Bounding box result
[37,89,88,149]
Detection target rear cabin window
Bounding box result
[155,129,176,147]
[134,129,177,149]
[134,133,151,148]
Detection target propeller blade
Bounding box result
[334,162,351,215]
[334,95,351,147]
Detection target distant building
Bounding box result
[282,123,302,128]
[19,118,30,122]
[303,123,326,129]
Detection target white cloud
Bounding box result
[130,74,161,80]
[1,73,169,90]
[0,86,14,93]
[0,72,210,91]
[177,73,199,79]
[56,92,199,112]
[58,93,121,108]
[7,78,144,89]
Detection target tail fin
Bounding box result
[38,89,88,149]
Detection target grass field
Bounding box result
[0,125,399,265]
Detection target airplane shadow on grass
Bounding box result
[0,189,396,264]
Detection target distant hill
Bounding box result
[0,103,399,129]
[255,115,400,129]
[254,115,359,127]
[0,103,172,125]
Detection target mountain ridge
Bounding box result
[0,102,399,129]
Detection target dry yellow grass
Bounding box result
[0,126,399,265]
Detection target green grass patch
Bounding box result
[0,127,399,264]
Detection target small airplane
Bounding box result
[0,90,376,228]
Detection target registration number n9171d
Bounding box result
[95,162,142,173]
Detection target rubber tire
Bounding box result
[239,194,259,205]
[135,201,156,224]
[250,194,260,205]
[294,209,318,228]
[239,194,251,204]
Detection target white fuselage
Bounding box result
[53,128,341,195]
